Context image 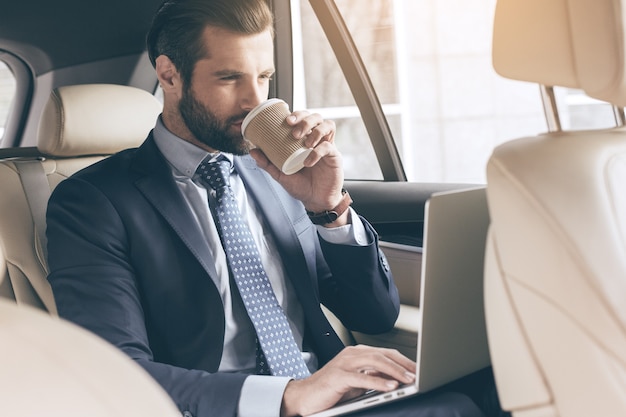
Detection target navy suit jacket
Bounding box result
[46,134,400,416]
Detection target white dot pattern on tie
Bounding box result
[197,156,311,380]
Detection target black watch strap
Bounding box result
[306,189,353,225]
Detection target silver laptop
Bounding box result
[308,186,491,417]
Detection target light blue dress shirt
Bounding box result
[152,117,368,417]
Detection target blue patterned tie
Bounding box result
[197,156,311,380]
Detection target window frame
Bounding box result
[273,0,406,181]
[0,50,33,148]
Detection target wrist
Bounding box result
[280,380,302,417]
[306,188,352,226]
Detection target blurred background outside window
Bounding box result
[0,60,16,142]
[293,0,615,182]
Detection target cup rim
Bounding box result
[282,147,312,175]
[241,98,289,137]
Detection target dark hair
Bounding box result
[147,0,274,85]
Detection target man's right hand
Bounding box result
[280,345,417,417]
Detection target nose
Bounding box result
[240,78,266,111]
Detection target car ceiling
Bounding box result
[0,0,164,75]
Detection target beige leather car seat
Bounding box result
[0,85,179,414]
[0,84,162,313]
[0,297,181,416]
[485,0,626,416]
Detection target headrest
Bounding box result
[568,0,626,105]
[493,0,626,106]
[492,0,578,89]
[37,84,162,157]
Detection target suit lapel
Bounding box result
[130,136,219,279]
[128,144,337,356]
[234,156,319,299]
[235,157,344,359]
[127,142,319,306]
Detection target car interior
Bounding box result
[1,0,625,415]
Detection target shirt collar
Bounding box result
[153,116,234,178]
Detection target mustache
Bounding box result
[226,112,249,126]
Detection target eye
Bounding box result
[260,73,274,81]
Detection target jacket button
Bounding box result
[380,253,390,272]
[183,411,193,417]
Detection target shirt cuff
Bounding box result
[315,207,369,246]
[238,375,292,417]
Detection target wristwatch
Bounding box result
[306,188,353,225]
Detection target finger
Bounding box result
[349,344,417,370]
[285,110,316,125]
[302,119,336,148]
[284,110,309,125]
[289,112,324,140]
[361,356,415,385]
[301,141,345,170]
[319,365,401,394]
[343,369,402,392]
[338,346,416,384]
[358,369,385,378]
[368,346,417,372]
[302,141,331,167]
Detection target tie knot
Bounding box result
[197,156,232,191]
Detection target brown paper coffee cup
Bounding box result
[242,98,312,175]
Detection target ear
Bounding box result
[155,55,182,94]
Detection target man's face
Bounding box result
[179,26,275,154]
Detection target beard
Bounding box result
[178,86,251,155]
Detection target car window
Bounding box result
[293,0,384,180]
[295,0,621,183]
[295,0,547,183]
[556,87,618,130]
[0,60,16,143]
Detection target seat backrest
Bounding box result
[485,1,626,416]
[0,84,162,313]
[0,298,181,416]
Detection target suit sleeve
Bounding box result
[46,176,247,417]
[316,212,400,335]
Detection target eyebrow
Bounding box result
[213,69,243,78]
[212,68,275,78]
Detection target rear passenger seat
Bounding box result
[0,83,182,416]
[0,83,162,313]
